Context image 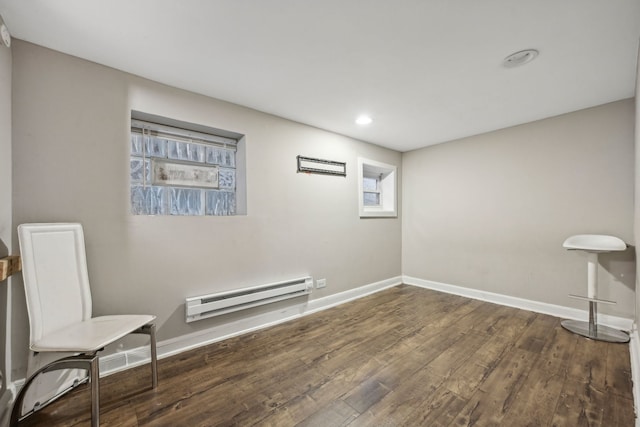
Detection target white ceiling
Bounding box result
[1,1,639,152]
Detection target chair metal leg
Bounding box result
[90,356,100,427]
[148,323,158,389]
[10,353,99,426]
[136,323,158,389]
[13,324,158,426]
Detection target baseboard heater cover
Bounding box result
[185,277,314,323]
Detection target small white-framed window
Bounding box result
[362,175,381,206]
[358,157,397,218]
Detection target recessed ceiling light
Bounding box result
[503,49,539,68]
[355,115,373,125]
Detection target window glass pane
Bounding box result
[131,185,167,215]
[131,116,238,216]
[168,140,204,162]
[219,168,236,190]
[363,192,380,206]
[149,137,167,158]
[206,147,236,167]
[187,143,206,163]
[131,134,168,158]
[206,190,236,216]
[131,133,144,156]
[130,158,150,183]
[131,185,146,215]
[169,187,203,216]
[145,186,167,215]
[363,176,378,191]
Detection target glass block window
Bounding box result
[130,117,239,216]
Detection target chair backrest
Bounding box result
[18,223,93,345]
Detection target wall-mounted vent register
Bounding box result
[185,277,314,323]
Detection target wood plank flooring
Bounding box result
[18,285,635,426]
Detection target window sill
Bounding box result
[360,209,397,218]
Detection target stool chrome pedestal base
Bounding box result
[561,319,629,343]
[561,235,629,344]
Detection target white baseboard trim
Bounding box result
[6,276,402,395]
[12,273,633,401]
[305,276,402,315]
[403,276,634,331]
[629,325,640,426]
[96,275,402,377]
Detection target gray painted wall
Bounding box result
[7,38,637,384]
[403,99,636,319]
[10,41,402,377]
[0,26,11,395]
[635,46,639,329]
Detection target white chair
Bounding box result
[11,223,157,426]
[561,234,629,343]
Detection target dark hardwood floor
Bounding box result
[19,285,635,426]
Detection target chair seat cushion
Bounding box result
[31,314,156,352]
[563,234,627,252]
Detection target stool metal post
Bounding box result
[561,235,629,343]
[588,300,597,336]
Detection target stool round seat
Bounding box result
[563,234,626,253]
[561,234,628,343]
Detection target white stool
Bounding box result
[561,234,629,343]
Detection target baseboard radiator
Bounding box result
[185,276,314,323]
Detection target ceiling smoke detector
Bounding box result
[503,49,539,68]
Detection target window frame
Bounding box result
[130,111,245,216]
[357,157,398,218]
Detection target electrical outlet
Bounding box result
[316,278,327,289]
